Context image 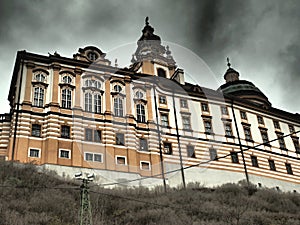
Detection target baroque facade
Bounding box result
[0,19,300,191]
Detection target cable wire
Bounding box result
[89,190,183,210]
[98,130,300,187]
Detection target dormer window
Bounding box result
[62,75,72,84]
[114,84,122,93]
[87,52,98,61]
[35,73,46,82]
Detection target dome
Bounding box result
[218,59,271,108]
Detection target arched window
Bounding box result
[136,104,146,123]
[33,87,44,107]
[85,79,92,87]
[87,52,98,61]
[157,68,166,78]
[62,89,72,109]
[85,79,101,89]
[35,73,46,82]
[114,97,123,117]
[114,84,122,93]
[94,81,101,89]
[94,94,101,114]
[84,93,92,112]
[62,75,72,84]
[135,91,144,99]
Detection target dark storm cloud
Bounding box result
[0,0,299,113]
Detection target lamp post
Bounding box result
[75,172,94,225]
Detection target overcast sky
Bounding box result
[0,0,299,114]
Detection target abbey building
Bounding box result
[0,19,299,191]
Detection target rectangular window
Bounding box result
[116,156,126,165]
[285,163,293,175]
[277,133,286,149]
[94,130,102,142]
[140,161,150,170]
[289,125,295,133]
[251,155,259,167]
[203,119,212,134]
[180,99,188,108]
[33,87,44,107]
[163,142,172,154]
[260,130,269,145]
[29,149,40,158]
[268,159,276,171]
[114,97,123,117]
[61,125,70,139]
[292,138,300,153]
[187,145,195,158]
[59,149,71,159]
[94,154,102,162]
[84,93,92,112]
[116,133,125,145]
[257,115,264,125]
[85,153,93,161]
[182,115,191,130]
[159,95,167,104]
[160,113,169,127]
[85,128,93,141]
[243,126,252,141]
[201,102,209,112]
[62,89,72,109]
[209,148,218,160]
[31,124,41,137]
[240,111,247,120]
[230,152,239,163]
[84,152,103,162]
[273,120,280,129]
[224,123,233,137]
[221,106,228,115]
[136,104,146,123]
[94,94,101,114]
[139,138,148,151]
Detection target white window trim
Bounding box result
[84,152,94,161]
[136,103,147,123]
[135,90,145,100]
[115,155,127,165]
[28,148,41,158]
[140,161,151,170]
[33,71,48,83]
[111,83,124,94]
[59,149,71,159]
[84,152,103,163]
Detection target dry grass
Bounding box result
[0,161,299,225]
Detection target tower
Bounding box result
[130,17,176,78]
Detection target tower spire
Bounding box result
[145,16,149,26]
[227,57,231,68]
[224,57,239,83]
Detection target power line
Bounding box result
[1,131,299,189]
[89,190,183,211]
[98,130,300,187]
[0,184,79,190]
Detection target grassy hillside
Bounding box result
[0,162,300,225]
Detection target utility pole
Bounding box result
[230,101,250,187]
[75,172,94,225]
